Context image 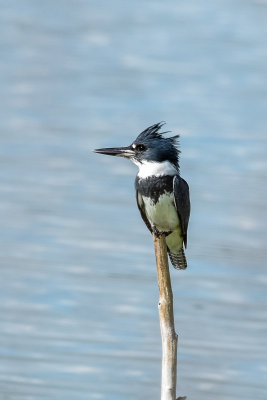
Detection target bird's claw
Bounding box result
[152,227,162,237]
[152,227,171,237]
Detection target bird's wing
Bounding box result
[173,175,190,248]
[136,190,153,234]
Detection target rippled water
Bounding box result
[1,0,267,399]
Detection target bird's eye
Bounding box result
[135,144,146,151]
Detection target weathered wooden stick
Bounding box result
[153,234,180,400]
[153,234,177,399]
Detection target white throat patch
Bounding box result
[137,160,177,179]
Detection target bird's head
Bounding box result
[94,122,180,170]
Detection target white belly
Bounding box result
[142,192,179,232]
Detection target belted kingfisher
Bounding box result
[94,122,190,270]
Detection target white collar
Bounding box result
[136,160,177,179]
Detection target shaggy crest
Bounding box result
[134,122,180,169]
[136,122,179,144]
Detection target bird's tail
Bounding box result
[168,248,187,270]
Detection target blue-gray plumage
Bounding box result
[93,122,190,270]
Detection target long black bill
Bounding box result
[93,146,134,158]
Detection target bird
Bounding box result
[93,122,190,270]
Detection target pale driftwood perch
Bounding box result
[153,234,179,400]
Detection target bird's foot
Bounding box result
[164,230,172,237]
[152,227,163,237]
[152,227,172,237]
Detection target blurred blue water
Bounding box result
[0,0,267,399]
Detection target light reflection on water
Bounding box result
[0,0,267,399]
